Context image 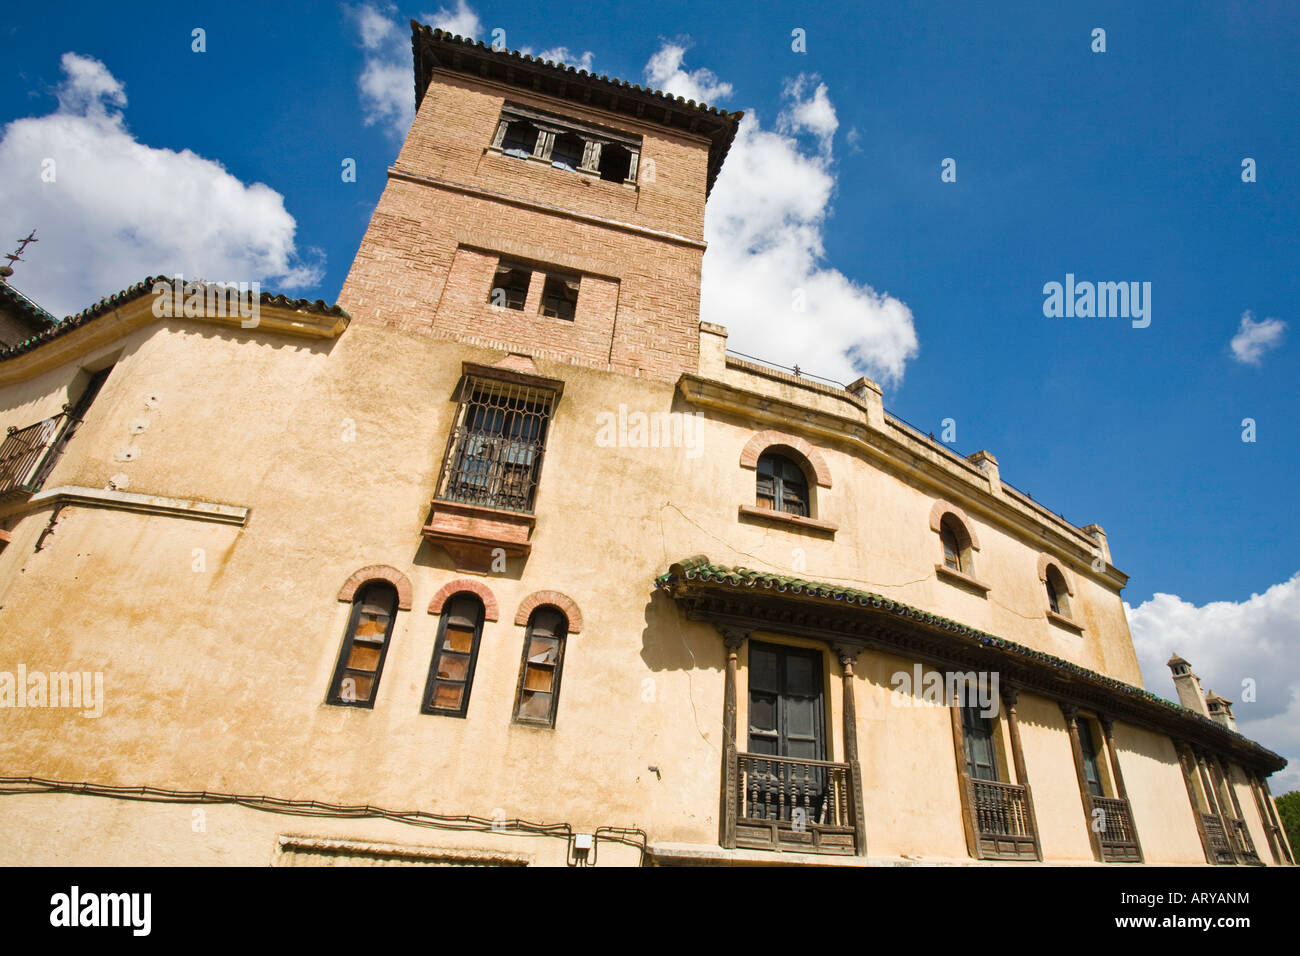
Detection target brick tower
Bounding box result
[338,24,742,382]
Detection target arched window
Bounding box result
[423,594,486,718]
[940,518,963,572]
[513,606,568,727]
[756,452,810,517]
[1045,565,1070,616]
[328,581,399,707]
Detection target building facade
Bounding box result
[0,24,1291,867]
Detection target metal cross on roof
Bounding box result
[3,230,38,271]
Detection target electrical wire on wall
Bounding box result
[0,775,647,867]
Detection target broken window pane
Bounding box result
[599,143,634,183]
[550,131,584,170]
[501,120,539,156]
[489,262,531,310]
[539,273,579,320]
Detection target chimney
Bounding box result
[1167,654,1209,717]
[1204,690,1237,732]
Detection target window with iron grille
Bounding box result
[0,365,113,501]
[435,377,555,514]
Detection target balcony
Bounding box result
[1093,796,1142,862]
[0,413,69,503]
[1201,813,1237,865]
[732,753,857,855]
[969,779,1039,861]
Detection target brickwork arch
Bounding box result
[928,500,981,551]
[514,590,583,633]
[739,430,832,488]
[1037,553,1076,596]
[428,579,500,621]
[337,565,413,611]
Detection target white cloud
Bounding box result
[421,0,482,39]
[777,75,837,155]
[535,47,595,72]
[0,53,321,317]
[351,3,415,138]
[644,41,733,106]
[1230,311,1286,365]
[1127,573,1300,793]
[699,73,919,388]
[356,3,595,135]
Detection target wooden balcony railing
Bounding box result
[0,414,68,502]
[1092,795,1142,862]
[733,752,857,855]
[969,779,1039,860]
[1227,817,1261,866]
[1201,813,1237,865]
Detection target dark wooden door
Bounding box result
[747,642,825,761]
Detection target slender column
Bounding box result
[949,700,980,858]
[1247,774,1283,864]
[1197,751,1238,864]
[1258,774,1295,864]
[1001,686,1042,860]
[833,643,868,857]
[1215,757,1256,861]
[1176,743,1215,864]
[1099,715,1143,862]
[716,625,747,849]
[1061,703,1103,862]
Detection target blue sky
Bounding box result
[2,1,1298,782]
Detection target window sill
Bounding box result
[1046,610,1084,634]
[737,505,836,537]
[485,147,638,188]
[934,564,990,596]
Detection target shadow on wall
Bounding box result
[639,589,724,674]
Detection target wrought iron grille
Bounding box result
[435,378,554,514]
[0,413,68,501]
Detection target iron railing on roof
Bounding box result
[0,412,70,501]
[724,349,848,389]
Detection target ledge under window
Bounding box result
[737,504,836,537]
[1046,610,1084,634]
[934,563,990,596]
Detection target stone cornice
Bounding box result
[2,485,249,526]
[677,372,1129,593]
[0,294,349,387]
